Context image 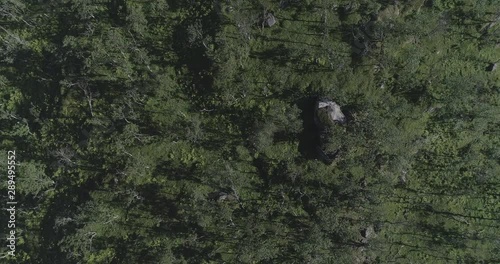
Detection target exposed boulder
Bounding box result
[360,225,375,244]
[208,191,238,202]
[262,13,277,27]
[313,98,346,164]
[487,62,497,72]
[315,98,346,127]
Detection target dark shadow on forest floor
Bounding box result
[296,96,320,160]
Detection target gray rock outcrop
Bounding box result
[262,13,277,27]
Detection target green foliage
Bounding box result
[0,0,498,263]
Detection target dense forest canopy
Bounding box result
[0,0,499,263]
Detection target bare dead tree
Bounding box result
[0,0,33,27]
[53,147,77,167]
[78,81,95,117]
[60,79,97,116]
[86,231,97,252]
